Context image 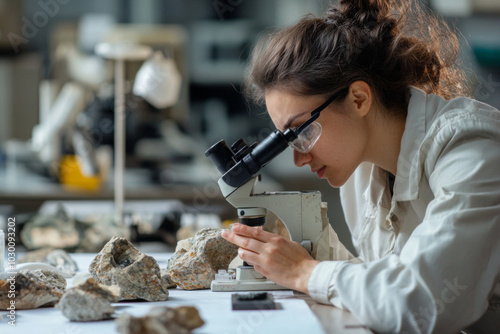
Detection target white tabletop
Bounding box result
[0,253,371,334]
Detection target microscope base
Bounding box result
[211,266,288,292]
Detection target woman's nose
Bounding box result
[293,149,311,167]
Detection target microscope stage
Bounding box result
[211,279,288,292]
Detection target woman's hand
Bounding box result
[221,223,319,294]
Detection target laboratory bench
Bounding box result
[0,253,372,334]
[0,165,233,217]
[0,162,371,333]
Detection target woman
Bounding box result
[221,0,500,333]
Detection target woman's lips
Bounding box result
[316,167,326,178]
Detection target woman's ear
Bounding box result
[348,81,373,117]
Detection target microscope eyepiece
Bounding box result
[205,128,299,188]
[205,140,236,174]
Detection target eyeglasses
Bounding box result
[289,94,338,153]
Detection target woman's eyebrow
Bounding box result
[283,111,309,130]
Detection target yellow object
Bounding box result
[222,220,237,228]
[59,155,101,191]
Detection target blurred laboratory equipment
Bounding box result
[95,42,152,225]
[133,49,182,109]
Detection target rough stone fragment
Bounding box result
[20,206,83,250]
[167,228,238,290]
[175,237,193,253]
[18,248,79,277]
[73,276,120,302]
[20,206,131,253]
[116,306,204,334]
[79,214,130,253]
[161,268,177,289]
[0,269,66,310]
[56,277,119,321]
[89,237,168,301]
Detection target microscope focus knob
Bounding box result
[301,240,312,253]
[231,139,248,153]
[240,216,266,227]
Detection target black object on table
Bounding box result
[231,292,276,310]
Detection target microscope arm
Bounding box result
[219,176,328,259]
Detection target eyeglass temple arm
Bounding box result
[296,94,338,134]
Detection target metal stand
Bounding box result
[114,58,125,225]
[95,43,151,225]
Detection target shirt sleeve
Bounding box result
[308,117,500,333]
[308,260,352,307]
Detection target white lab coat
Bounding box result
[307,87,500,333]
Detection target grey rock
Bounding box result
[161,268,177,289]
[56,277,119,321]
[0,269,67,310]
[20,206,130,253]
[168,228,238,290]
[71,272,94,286]
[116,306,204,334]
[20,206,83,250]
[175,237,193,253]
[89,237,168,301]
[18,248,79,277]
[72,276,120,302]
[78,214,130,253]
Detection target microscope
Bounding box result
[206,128,340,292]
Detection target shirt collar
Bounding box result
[393,86,428,201]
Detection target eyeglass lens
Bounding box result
[289,121,322,153]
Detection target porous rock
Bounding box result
[79,214,131,253]
[161,268,177,289]
[18,248,79,277]
[175,237,193,253]
[0,269,66,310]
[20,206,83,250]
[56,277,119,321]
[89,237,168,301]
[167,228,238,289]
[20,206,131,253]
[116,306,205,334]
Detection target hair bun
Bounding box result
[326,0,392,27]
[325,7,343,25]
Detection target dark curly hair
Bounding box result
[245,0,470,116]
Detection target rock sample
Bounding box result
[18,248,79,277]
[0,269,66,310]
[89,237,168,301]
[56,277,119,321]
[79,214,131,253]
[20,206,84,250]
[164,237,194,285]
[167,228,238,290]
[160,268,177,289]
[175,237,194,253]
[21,206,130,253]
[116,306,204,334]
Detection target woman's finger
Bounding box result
[231,223,274,242]
[238,247,259,265]
[221,229,263,253]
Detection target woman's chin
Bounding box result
[325,173,348,188]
